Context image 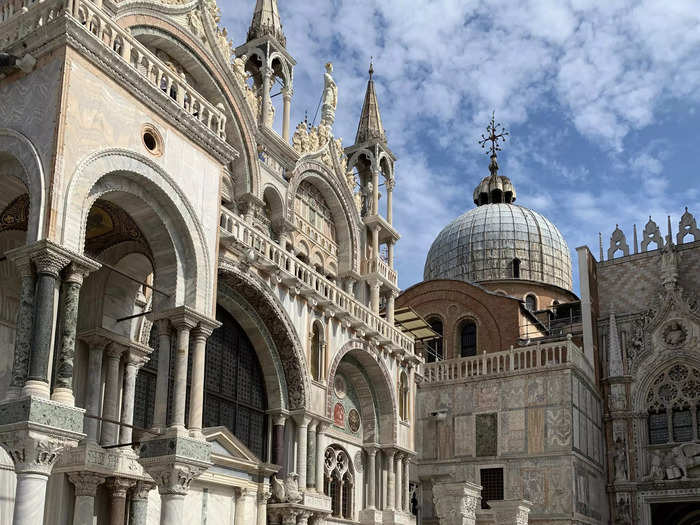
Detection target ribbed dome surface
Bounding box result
[424,203,572,290]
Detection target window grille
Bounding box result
[460,320,477,357]
[480,468,504,509]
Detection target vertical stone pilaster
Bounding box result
[367,447,377,509]
[315,423,326,493]
[395,453,403,510]
[282,88,292,142]
[53,260,99,405]
[295,415,309,489]
[272,413,287,470]
[188,321,219,437]
[170,318,196,431]
[256,490,271,525]
[403,455,410,512]
[385,449,395,510]
[68,472,105,525]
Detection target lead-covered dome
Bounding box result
[423,203,573,290]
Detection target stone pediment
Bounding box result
[203,426,277,475]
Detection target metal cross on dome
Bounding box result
[479,111,509,156]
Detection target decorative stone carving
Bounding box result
[608,225,630,259]
[432,480,481,525]
[643,450,664,481]
[69,472,105,496]
[608,313,624,377]
[660,241,680,288]
[269,472,303,503]
[615,493,632,524]
[661,320,687,347]
[641,216,664,252]
[677,207,700,244]
[613,437,628,481]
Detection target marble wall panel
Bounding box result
[546,372,570,406]
[502,378,525,409]
[454,415,474,457]
[475,413,498,456]
[522,468,545,510]
[545,407,572,451]
[454,383,473,414]
[527,407,544,454]
[476,383,499,410]
[500,410,525,454]
[547,466,571,514]
[527,377,545,406]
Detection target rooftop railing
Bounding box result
[219,207,415,356]
[1,0,227,140]
[362,255,397,287]
[421,335,593,384]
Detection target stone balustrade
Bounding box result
[422,335,593,384]
[219,207,415,356]
[362,255,397,287]
[0,0,227,141]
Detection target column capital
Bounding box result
[124,350,149,370]
[105,343,127,360]
[153,306,214,332]
[281,86,293,99]
[308,419,319,432]
[386,178,396,191]
[130,480,156,501]
[106,477,135,498]
[5,247,34,277]
[68,472,105,496]
[192,318,221,340]
[63,259,99,285]
[148,463,207,496]
[31,249,70,277]
[258,490,272,504]
[271,412,288,427]
[365,445,378,457]
[292,413,311,427]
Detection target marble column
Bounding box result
[403,456,410,512]
[385,449,395,510]
[68,473,105,525]
[386,179,394,224]
[395,453,403,510]
[381,452,388,509]
[256,490,271,525]
[160,493,185,525]
[129,481,155,525]
[23,249,70,398]
[107,478,134,525]
[387,241,395,269]
[120,351,145,445]
[315,424,326,493]
[387,292,396,325]
[13,472,50,525]
[188,324,215,437]
[370,280,381,315]
[6,256,34,400]
[53,263,94,405]
[83,338,107,442]
[152,319,171,431]
[170,319,196,430]
[296,416,309,489]
[282,88,292,142]
[271,414,286,469]
[235,487,255,524]
[371,225,380,258]
[307,421,317,489]
[101,344,124,446]
[260,67,272,127]
[367,448,377,509]
[371,169,379,215]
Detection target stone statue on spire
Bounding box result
[320,62,338,128]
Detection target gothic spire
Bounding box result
[247,0,286,47]
[355,60,386,144]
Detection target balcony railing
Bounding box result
[1,0,227,140]
[219,208,415,356]
[362,255,397,287]
[421,335,593,384]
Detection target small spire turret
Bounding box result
[355,60,386,145]
[247,0,286,47]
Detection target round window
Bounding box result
[141,125,163,156]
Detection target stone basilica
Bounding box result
[0,0,698,524]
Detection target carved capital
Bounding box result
[31,250,70,278]
[63,261,97,285]
[258,490,272,504]
[130,480,156,501]
[105,343,126,360]
[2,435,67,475]
[150,463,206,495]
[68,472,106,496]
[106,477,135,498]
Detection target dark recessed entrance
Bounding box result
[651,502,700,525]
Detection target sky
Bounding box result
[222,0,700,293]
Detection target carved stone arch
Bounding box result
[377,152,393,179]
[287,160,362,274]
[217,281,288,411]
[268,52,291,86]
[263,184,286,225]
[326,339,398,444]
[116,13,261,197]
[632,355,700,413]
[0,128,46,243]
[62,149,212,312]
[217,261,308,410]
[346,149,378,173]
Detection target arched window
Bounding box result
[324,447,353,519]
[525,294,537,312]
[399,371,409,421]
[311,322,323,381]
[647,364,700,445]
[426,317,443,363]
[512,258,521,278]
[460,320,477,358]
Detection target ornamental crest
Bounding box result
[662,320,688,347]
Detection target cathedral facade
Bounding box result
[0,1,417,524]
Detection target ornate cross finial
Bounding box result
[369,56,374,79]
[478,111,509,157]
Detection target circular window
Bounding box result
[141,125,163,156]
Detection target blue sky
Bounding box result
[222,0,700,294]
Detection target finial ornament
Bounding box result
[479,111,509,157]
[369,57,374,79]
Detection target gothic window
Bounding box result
[399,371,409,421]
[324,446,353,519]
[460,320,477,358]
[425,317,443,363]
[525,294,537,312]
[311,322,323,381]
[646,364,700,445]
[296,181,337,243]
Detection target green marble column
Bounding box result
[8,259,35,398]
[53,265,89,404]
[25,250,69,397]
